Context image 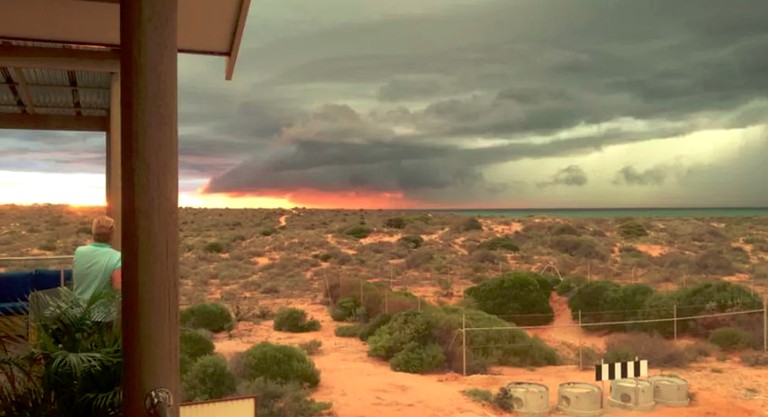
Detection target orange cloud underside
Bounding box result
[0,171,434,209]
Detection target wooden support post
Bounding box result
[120,0,179,416]
[578,310,583,370]
[106,72,122,250]
[764,295,767,353]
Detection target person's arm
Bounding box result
[111,269,122,291]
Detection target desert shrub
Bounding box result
[238,378,331,417]
[552,224,581,236]
[330,298,364,322]
[477,237,519,252]
[462,388,494,405]
[684,341,716,361]
[693,249,735,276]
[182,355,237,402]
[741,352,768,367]
[389,343,446,374]
[604,333,689,367]
[358,314,392,341]
[180,329,215,375]
[384,217,406,229]
[469,249,505,265]
[549,236,608,261]
[238,343,320,388]
[673,281,762,335]
[334,325,362,337]
[555,276,587,296]
[405,249,435,269]
[38,241,57,252]
[464,272,554,325]
[260,227,277,236]
[569,282,654,332]
[618,221,648,238]
[274,308,321,333]
[298,340,322,356]
[709,327,752,351]
[452,217,483,232]
[204,241,225,253]
[578,346,603,370]
[427,306,558,373]
[368,311,434,360]
[181,302,235,333]
[344,225,372,239]
[399,235,424,249]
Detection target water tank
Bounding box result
[648,376,690,407]
[503,382,550,416]
[557,382,603,416]
[609,379,655,411]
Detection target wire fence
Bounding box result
[458,302,768,375]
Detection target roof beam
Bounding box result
[225,0,251,80]
[10,68,34,114]
[0,45,119,72]
[0,113,108,132]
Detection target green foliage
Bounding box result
[330,298,364,322]
[182,355,237,402]
[494,386,516,411]
[344,225,372,239]
[405,249,435,269]
[274,308,321,333]
[0,288,122,417]
[260,227,277,236]
[693,249,735,276]
[37,241,57,252]
[709,327,752,351]
[180,328,215,375]
[238,378,332,417]
[453,217,483,232]
[358,313,392,341]
[462,388,494,405]
[238,343,320,388]
[741,352,768,367]
[618,221,648,238]
[181,302,235,333]
[384,217,406,229]
[399,234,424,249]
[368,311,434,360]
[464,272,554,325]
[477,237,519,252]
[390,343,446,374]
[568,281,654,331]
[204,241,225,253]
[298,340,323,356]
[555,276,586,296]
[334,325,362,337]
[604,333,689,367]
[550,235,608,260]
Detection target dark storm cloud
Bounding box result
[538,166,588,188]
[612,162,692,186]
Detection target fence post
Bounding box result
[673,304,677,341]
[579,311,583,369]
[384,287,388,314]
[360,278,364,305]
[462,312,467,376]
[763,295,767,353]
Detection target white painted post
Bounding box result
[462,312,467,376]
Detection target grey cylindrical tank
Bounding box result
[503,382,550,416]
[648,376,690,407]
[557,382,603,416]
[609,379,655,411]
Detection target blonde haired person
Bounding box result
[72,215,122,299]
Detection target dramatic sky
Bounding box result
[2,0,768,208]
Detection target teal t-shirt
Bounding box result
[73,243,122,300]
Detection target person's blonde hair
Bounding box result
[92,215,115,243]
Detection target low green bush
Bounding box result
[238,378,331,417]
[555,276,586,296]
[344,226,372,239]
[741,352,768,367]
[330,298,364,322]
[618,221,648,238]
[237,343,320,388]
[298,340,322,356]
[181,302,235,333]
[709,327,752,351]
[384,217,406,229]
[334,325,362,337]
[477,237,519,252]
[462,388,493,405]
[368,311,434,360]
[399,235,424,249]
[182,355,237,402]
[180,329,215,375]
[358,314,392,341]
[273,308,321,333]
[390,343,446,374]
[453,217,483,232]
[204,241,225,253]
[604,333,689,367]
[464,272,554,326]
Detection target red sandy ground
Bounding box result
[214,297,768,417]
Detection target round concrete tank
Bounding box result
[557,382,603,416]
[503,382,550,416]
[648,376,690,407]
[609,379,655,411]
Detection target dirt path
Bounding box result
[527,294,606,350]
[278,214,289,227]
